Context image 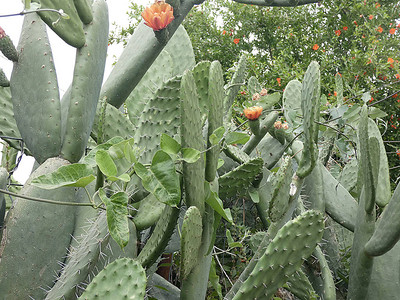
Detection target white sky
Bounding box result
[0,0,148,183]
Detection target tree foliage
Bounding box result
[110,0,400,183]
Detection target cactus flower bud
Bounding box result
[260,88,268,96]
[0,26,18,62]
[252,93,261,101]
[243,106,263,120]
[282,123,289,130]
[274,121,283,129]
[141,1,174,31]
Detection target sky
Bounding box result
[0,0,148,183]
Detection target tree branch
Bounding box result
[231,0,318,7]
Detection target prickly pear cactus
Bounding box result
[78,258,146,300]
[232,210,324,299]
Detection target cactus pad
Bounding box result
[79,258,146,299]
[233,210,324,300]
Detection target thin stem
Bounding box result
[0,8,65,18]
[84,186,94,205]
[0,188,95,207]
[213,248,234,286]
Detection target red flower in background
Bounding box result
[369,15,374,20]
[390,28,396,34]
[312,44,319,50]
[222,30,226,35]
[388,57,394,64]
[233,38,240,44]
[277,77,281,86]
[335,29,341,36]
[377,26,383,33]
[343,26,348,31]
[141,1,174,31]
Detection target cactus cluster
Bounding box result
[0,0,399,299]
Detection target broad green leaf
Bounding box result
[83,136,125,167]
[181,148,201,163]
[248,187,259,203]
[134,150,181,206]
[108,173,131,182]
[369,107,387,119]
[99,189,129,248]
[205,184,233,224]
[209,126,225,145]
[108,138,136,173]
[31,163,95,189]
[96,149,117,177]
[225,132,250,145]
[161,134,181,155]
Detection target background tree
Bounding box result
[111,0,400,185]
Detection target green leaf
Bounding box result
[205,182,233,224]
[209,126,225,145]
[31,163,95,189]
[226,229,234,244]
[181,148,201,163]
[161,134,181,155]
[226,229,242,248]
[217,159,224,169]
[99,189,129,249]
[108,173,131,182]
[369,107,387,119]
[134,150,181,206]
[248,187,259,203]
[96,149,117,177]
[108,138,136,173]
[83,136,125,167]
[225,132,250,145]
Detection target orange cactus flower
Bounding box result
[244,106,263,120]
[375,2,381,8]
[395,74,400,79]
[389,28,396,34]
[141,0,174,31]
[277,77,281,86]
[335,30,341,36]
[334,91,338,97]
[312,44,319,50]
[233,38,240,44]
[343,26,348,31]
[222,30,226,35]
[377,26,383,33]
[369,15,374,20]
[388,57,394,64]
